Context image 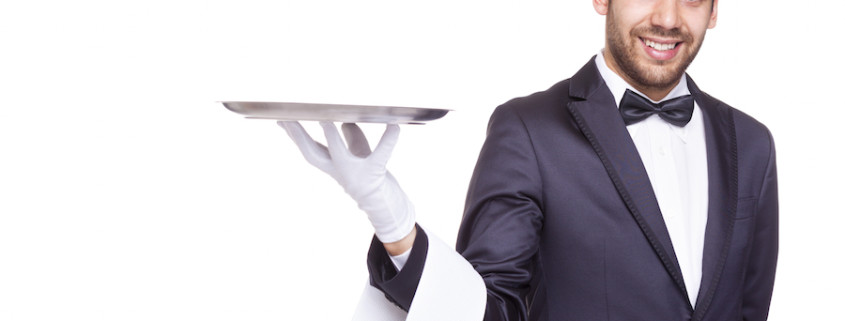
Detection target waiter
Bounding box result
[280,0,778,319]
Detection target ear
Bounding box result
[708,0,719,29]
[593,0,609,15]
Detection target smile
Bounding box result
[643,39,677,51]
[639,37,683,61]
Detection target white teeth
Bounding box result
[644,39,677,51]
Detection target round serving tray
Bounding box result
[222,101,450,124]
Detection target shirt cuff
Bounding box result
[389,247,412,270]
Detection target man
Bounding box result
[280,0,778,319]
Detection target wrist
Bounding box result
[383,225,416,256]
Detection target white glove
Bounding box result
[278,121,416,243]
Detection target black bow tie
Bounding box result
[619,89,694,127]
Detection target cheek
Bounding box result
[609,5,649,33]
[682,9,715,34]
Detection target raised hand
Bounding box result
[278,121,416,243]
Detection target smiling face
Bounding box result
[594,0,719,100]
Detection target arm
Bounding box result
[457,104,544,321]
[281,121,486,319]
[366,104,543,321]
[742,130,778,320]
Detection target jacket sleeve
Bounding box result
[361,226,487,321]
[742,130,779,321]
[366,224,429,312]
[363,103,542,321]
[456,104,545,321]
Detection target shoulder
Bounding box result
[697,90,774,145]
[488,78,574,129]
[696,90,777,185]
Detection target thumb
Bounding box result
[342,123,372,158]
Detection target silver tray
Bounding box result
[222,101,450,124]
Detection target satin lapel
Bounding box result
[688,76,738,320]
[566,59,689,303]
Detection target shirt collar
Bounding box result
[594,50,693,141]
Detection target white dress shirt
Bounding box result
[595,51,709,306]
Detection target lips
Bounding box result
[640,37,682,61]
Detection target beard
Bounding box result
[605,10,704,90]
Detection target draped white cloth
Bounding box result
[352,231,487,321]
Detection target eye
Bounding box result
[679,0,707,6]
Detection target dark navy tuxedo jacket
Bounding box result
[368,58,778,321]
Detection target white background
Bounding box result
[1,1,842,320]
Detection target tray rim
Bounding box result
[220,101,452,123]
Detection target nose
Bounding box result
[651,0,682,30]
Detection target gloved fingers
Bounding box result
[341,123,372,158]
[278,121,333,171]
[319,121,352,160]
[370,124,400,164]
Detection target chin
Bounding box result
[637,61,688,88]
[625,43,698,89]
